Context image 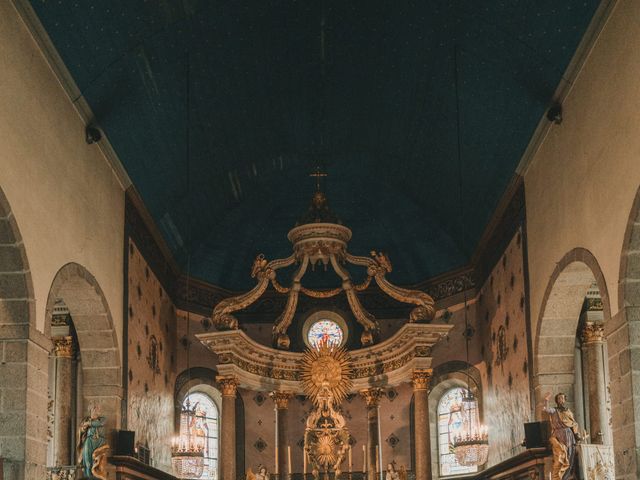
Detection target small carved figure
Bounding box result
[251,254,269,278]
[385,462,400,480]
[77,405,108,479]
[246,467,257,480]
[543,392,581,480]
[255,465,270,480]
[398,465,407,480]
[370,251,392,273]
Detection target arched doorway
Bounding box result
[45,262,122,469]
[0,187,40,478]
[534,249,612,443]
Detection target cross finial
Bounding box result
[309,166,328,191]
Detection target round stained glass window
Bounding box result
[307,319,344,348]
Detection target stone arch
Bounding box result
[426,361,483,479]
[614,186,640,478]
[0,187,42,479]
[533,248,610,415]
[45,263,122,433]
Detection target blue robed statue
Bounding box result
[77,405,109,479]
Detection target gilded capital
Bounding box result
[52,336,74,358]
[217,376,239,396]
[359,387,384,407]
[582,322,605,345]
[412,369,432,391]
[270,390,293,409]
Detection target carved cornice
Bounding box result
[411,369,433,391]
[360,388,384,407]
[586,297,604,312]
[270,391,293,409]
[582,322,605,345]
[52,336,74,358]
[198,323,451,393]
[216,376,238,396]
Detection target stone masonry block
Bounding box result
[4,341,27,362]
[81,348,118,369]
[0,246,23,272]
[1,388,27,411]
[0,299,30,325]
[0,274,28,300]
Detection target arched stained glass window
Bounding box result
[307,319,344,347]
[183,391,220,479]
[437,387,478,477]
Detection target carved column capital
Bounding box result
[217,376,239,396]
[270,390,293,409]
[360,387,384,407]
[52,336,74,358]
[581,322,605,345]
[412,369,433,391]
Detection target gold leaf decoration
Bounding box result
[301,340,352,406]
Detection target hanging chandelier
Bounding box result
[452,391,489,467]
[171,400,205,479]
[452,292,489,468]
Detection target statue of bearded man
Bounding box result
[543,392,581,480]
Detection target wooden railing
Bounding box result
[468,448,551,480]
[108,455,178,480]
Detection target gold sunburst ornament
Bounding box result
[301,340,352,405]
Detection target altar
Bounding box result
[197,322,451,480]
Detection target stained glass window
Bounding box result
[183,392,220,479]
[307,319,344,347]
[437,387,478,477]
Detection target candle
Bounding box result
[348,446,353,473]
[303,449,307,475]
[362,445,366,472]
[288,446,292,475]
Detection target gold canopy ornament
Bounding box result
[211,190,436,348]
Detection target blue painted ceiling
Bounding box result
[30,1,600,290]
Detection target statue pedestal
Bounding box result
[577,444,615,479]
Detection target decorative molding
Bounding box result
[581,322,605,345]
[52,336,74,358]
[216,376,238,397]
[411,369,433,391]
[198,323,451,393]
[359,388,384,407]
[270,391,293,409]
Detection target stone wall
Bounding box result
[126,240,178,472]
[476,228,531,466]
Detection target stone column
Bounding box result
[52,335,74,466]
[581,322,611,444]
[360,388,383,480]
[271,391,293,480]
[412,369,432,480]
[218,376,238,480]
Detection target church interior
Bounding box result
[1,1,640,479]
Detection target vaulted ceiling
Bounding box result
[30,0,600,290]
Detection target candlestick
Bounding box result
[288,445,292,476]
[362,445,366,473]
[303,449,307,476]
